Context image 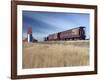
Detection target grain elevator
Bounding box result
[27,27,33,43]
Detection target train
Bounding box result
[44,26,86,41]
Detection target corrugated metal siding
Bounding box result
[48,33,58,40]
[27,34,33,42]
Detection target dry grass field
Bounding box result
[22,40,89,69]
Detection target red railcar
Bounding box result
[59,27,85,40]
[47,33,59,41]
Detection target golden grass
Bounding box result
[23,40,89,69]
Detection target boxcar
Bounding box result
[59,27,85,40]
[48,33,59,41]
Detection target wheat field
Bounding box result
[22,40,89,69]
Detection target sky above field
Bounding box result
[22,11,90,41]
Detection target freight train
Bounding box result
[44,26,86,41]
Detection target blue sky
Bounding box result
[22,11,90,41]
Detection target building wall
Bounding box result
[27,34,33,42]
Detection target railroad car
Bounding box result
[47,33,59,41]
[59,27,85,40]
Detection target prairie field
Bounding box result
[22,40,89,69]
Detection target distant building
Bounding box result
[26,27,38,43]
[27,27,33,43]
